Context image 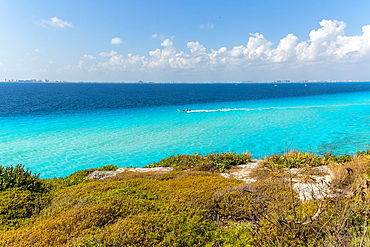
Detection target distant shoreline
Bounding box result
[2,81,370,84]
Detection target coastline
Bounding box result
[1,150,369,246]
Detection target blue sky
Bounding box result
[1,0,370,82]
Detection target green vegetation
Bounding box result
[60,164,118,187]
[146,151,252,172]
[1,150,370,246]
[262,150,352,169]
[0,164,45,193]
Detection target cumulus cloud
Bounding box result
[111,37,123,45]
[39,17,73,28]
[268,33,298,63]
[296,19,347,62]
[34,49,40,52]
[81,19,370,73]
[99,50,117,57]
[334,25,370,61]
[82,54,96,60]
[200,23,214,29]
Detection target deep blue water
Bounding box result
[1,82,370,178]
[3,82,370,116]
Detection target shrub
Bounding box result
[0,164,44,193]
[0,165,53,229]
[263,151,354,171]
[0,171,243,246]
[263,151,324,169]
[0,188,52,229]
[212,223,255,247]
[97,210,218,246]
[356,149,370,157]
[0,188,36,229]
[60,164,118,186]
[96,164,118,172]
[146,151,252,172]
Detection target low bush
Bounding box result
[60,164,118,186]
[0,164,44,193]
[263,151,323,170]
[0,171,244,246]
[0,165,53,230]
[263,150,353,170]
[146,151,252,172]
[0,188,37,229]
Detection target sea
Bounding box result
[1,82,370,178]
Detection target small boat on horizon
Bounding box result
[178,109,191,112]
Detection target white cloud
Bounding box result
[107,54,147,70]
[111,37,123,45]
[82,54,96,60]
[34,49,40,52]
[99,50,117,57]
[79,19,370,74]
[200,23,214,29]
[78,61,84,69]
[152,33,166,40]
[39,17,73,28]
[296,19,347,62]
[268,33,298,63]
[333,24,370,62]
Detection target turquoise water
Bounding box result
[1,88,370,178]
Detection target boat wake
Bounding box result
[185,102,370,113]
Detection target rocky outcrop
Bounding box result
[220,159,260,183]
[87,167,174,180]
[86,168,126,180]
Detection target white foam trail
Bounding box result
[186,102,370,113]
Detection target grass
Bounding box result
[1,150,370,246]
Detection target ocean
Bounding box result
[1,82,370,178]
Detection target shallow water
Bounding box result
[1,83,370,178]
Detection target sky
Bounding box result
[1,0,370,82]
